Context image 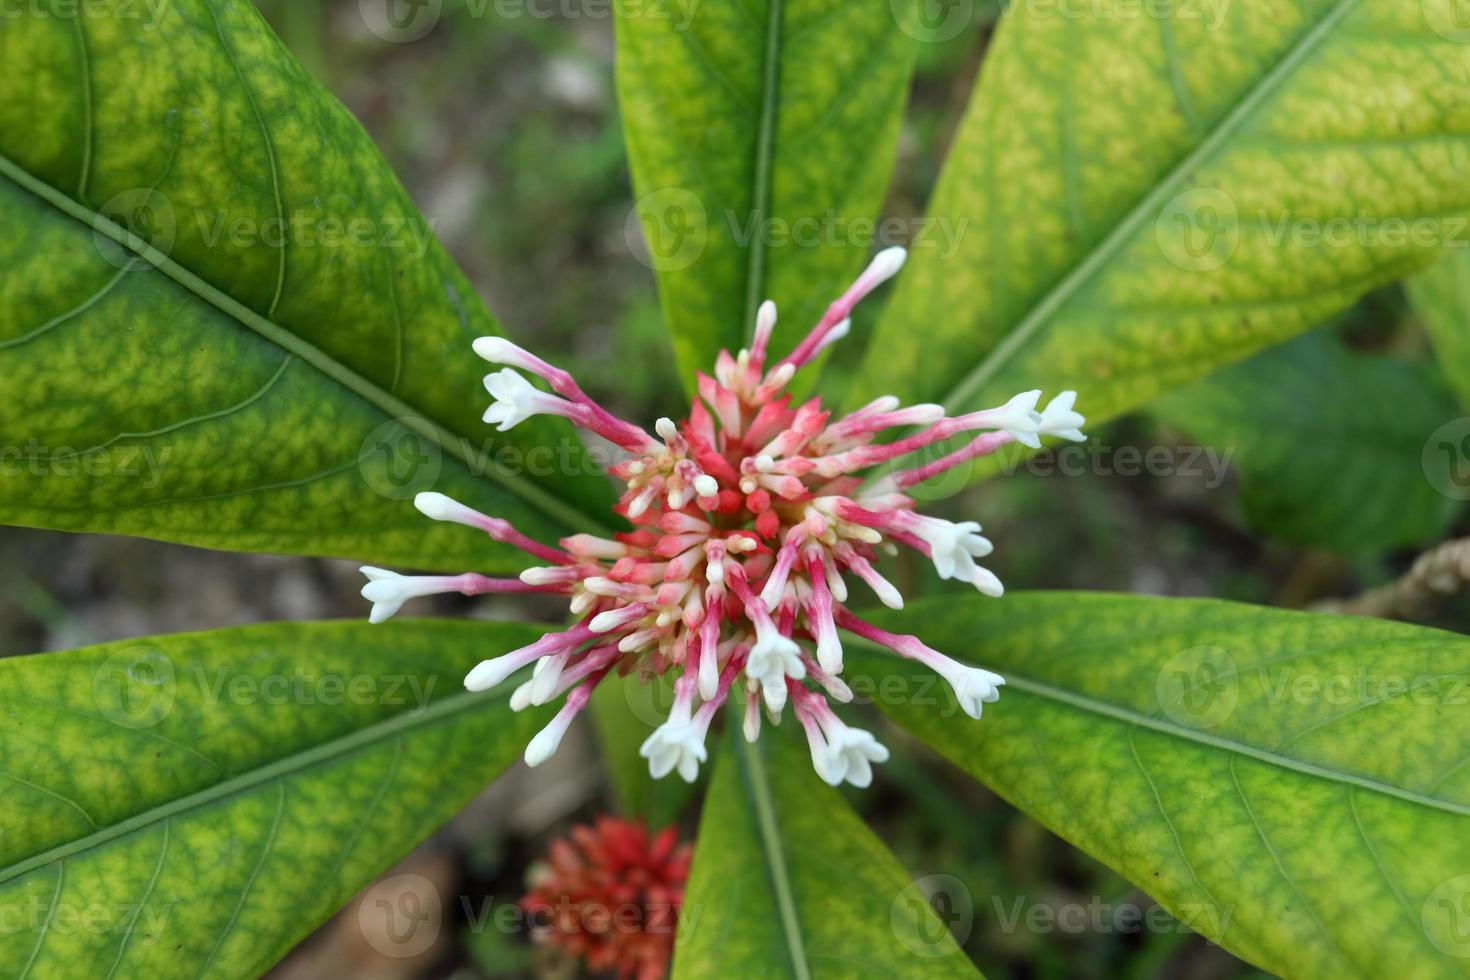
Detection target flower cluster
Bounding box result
[360,247,1086,787]
[521,817,690,980]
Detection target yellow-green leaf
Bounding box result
[616,0,919,384]
[0,618,553,978]
[859,0,1470,432]
[0,0,613,570]
[850,593,1470,979]
[674,727,982,978]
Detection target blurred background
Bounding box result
[6,1,1458,976]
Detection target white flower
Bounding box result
[359,567,460,624]
[524,709,577,767]
[799,721,841,785]
[936,663,1007,720]
[697,644,720,701]
[908,518,994,584]
[529,652,569,705]
[823,725,891,789]
[482,368,565,431]
[1036,390,1086,442]
[988,390,1044,448]
[747,623,805,710]
[639,708,710,783]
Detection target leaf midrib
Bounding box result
[0,682,516,887]
[741,0,783,343]
[734,729,812,980]
[848,634,1470,819]
[937,0,1362,411]
[0,153,612,537]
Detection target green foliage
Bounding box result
[851,593,1470,978]
[1409,249,1470,408]
[675,728,981,979]
[2,0,1469,976]
[860,1,1470,436]
[1156,332,1462,552]
[615,0,920,383]
[0,0,611,570]
[0,618,553,977]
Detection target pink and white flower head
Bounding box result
[360,247,1086,785]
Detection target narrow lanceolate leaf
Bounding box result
[849,594,1470,979]
[0,0,613,570]
[0,619,554,979]
[615,0,919,384]
[1155,331,1462,552]
[675,727,981,979]
[859,0,1470,432]
[1408,249,1470,408]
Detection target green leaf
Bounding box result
[0,618,554,978]
[674,726,982,978]
[0,0,613,570]
[590,669,700,829]
[615,0,919,384]
[858,1,1470,430]
[1408,249,1470,408]
[1155,331,1462,552]
[849,593,1470,979]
